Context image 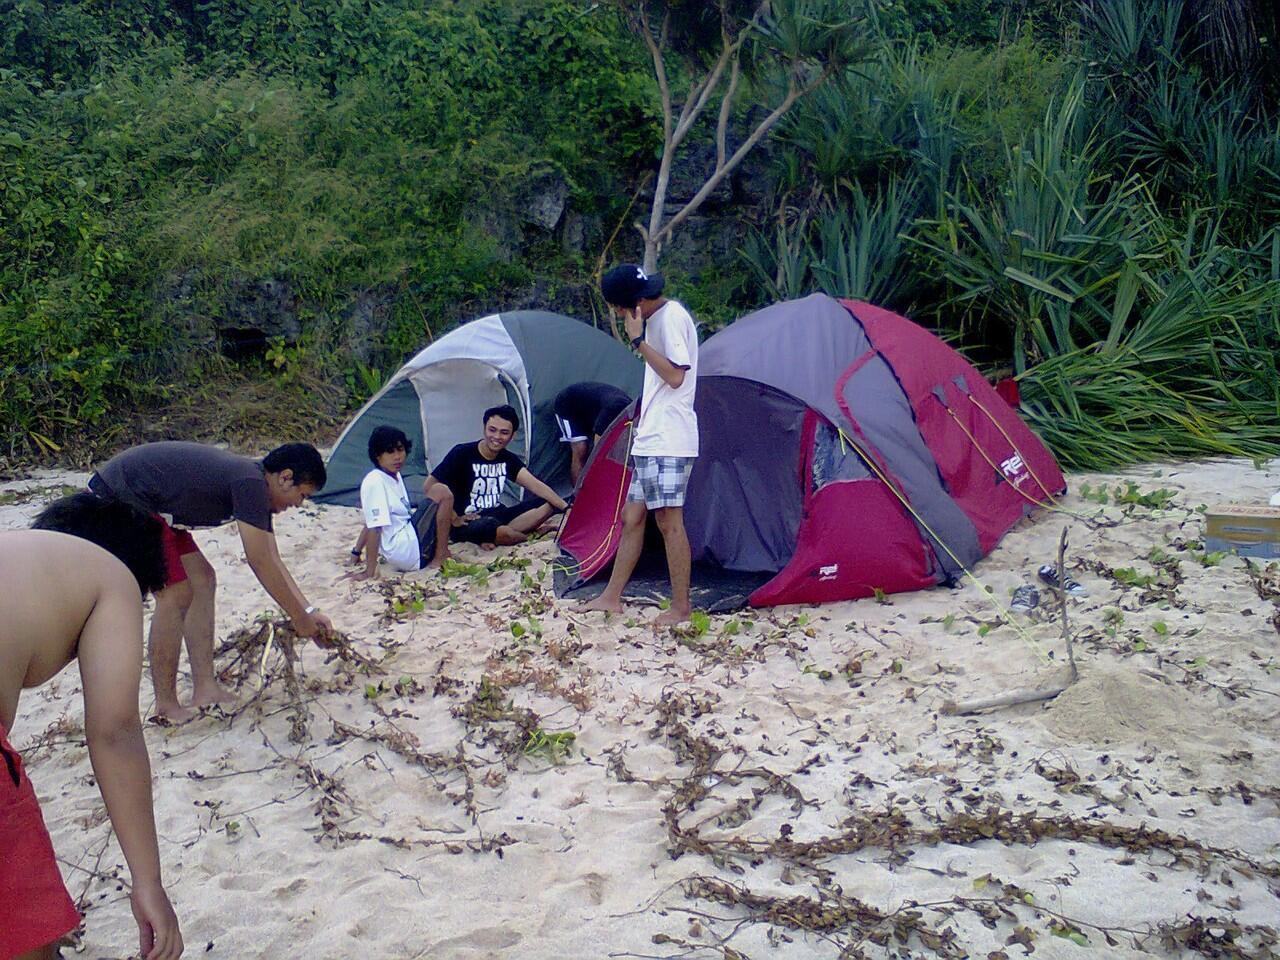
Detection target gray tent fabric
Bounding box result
[317,311,641,507]
[698,293,873,426]
[499,311,644,496]
[319,379,428,506]
[698,292,981,579]
[838,353,981,578]
[684,379,807,572]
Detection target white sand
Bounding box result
[4,457,1279,959]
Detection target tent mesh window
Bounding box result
[811,420,872,491]
[604,430,631,466]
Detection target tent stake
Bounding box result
[941,527,1078,716]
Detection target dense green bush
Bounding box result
[0,1,654,457]
[741,0,1280,469]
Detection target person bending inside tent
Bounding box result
[553,381,633,485]
[422,404,569,549]
[584,264,699,625]
[348,425,452,578]
[2,495,184,960]
[87,441,334,723]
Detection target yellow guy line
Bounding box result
[943,400,1097,526]
[552,419,636,577]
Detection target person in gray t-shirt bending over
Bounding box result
[89,441,333,722]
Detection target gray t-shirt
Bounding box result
[92,442,273,531]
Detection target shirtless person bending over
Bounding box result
[2,494,183,960]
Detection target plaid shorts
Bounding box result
[628,455,694,509]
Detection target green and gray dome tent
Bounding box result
[315,310,642,507]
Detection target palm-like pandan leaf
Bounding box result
[751,0,875,69]
[740,211,813,302]
[1019,219,1280,469]
[912,78,1149,368]
[808,175,923,308]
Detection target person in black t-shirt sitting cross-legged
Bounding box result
[423,404,569,549]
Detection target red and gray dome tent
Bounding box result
[555,293,1066,610]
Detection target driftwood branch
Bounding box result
[941,527,1079,716]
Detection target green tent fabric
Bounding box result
[315,310,642,507]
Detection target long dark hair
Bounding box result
[33,493,168,596]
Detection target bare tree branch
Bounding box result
[637,4,671,149]
[654,62,835,252]
[716,57,741,171]
[671,2,765,150]
[615,0,864,270]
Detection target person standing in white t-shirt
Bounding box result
[584,264,698,625]
[349,425,451,578]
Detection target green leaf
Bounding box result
[1003,266,1077,302]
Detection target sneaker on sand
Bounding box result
[1038,564,1088,597]
[1010,585,1040,613]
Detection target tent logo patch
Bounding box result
[999,453,1028,485]
[818,563,839,580]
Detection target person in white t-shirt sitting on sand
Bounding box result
[584,264,699,625]
[349,426,451,578]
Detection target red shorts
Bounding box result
[159,519,199,587]
[0,721,81,957]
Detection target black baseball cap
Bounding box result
[601,264,664,308]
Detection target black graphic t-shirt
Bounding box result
[433,442,525,515]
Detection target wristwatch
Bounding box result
[630,334,644,350]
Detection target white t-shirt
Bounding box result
[631,300,698,458]
[359,469,420,572]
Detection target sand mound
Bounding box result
[1039,669,1244,761]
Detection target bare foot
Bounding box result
[190,684,238,709]
[426,549,452,569]
[480,543,496,552]
[653,607,692,626]
[582,595,623,614]
[151,702,199,724]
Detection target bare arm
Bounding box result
[347,526,380,581]
[515,469,568,511]
[78,572,183,960]
[238,522,328,638]
[625,306,687,388]
[637,341,687,388]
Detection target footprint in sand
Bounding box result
[419,927,523,955]
[581,871,607,905]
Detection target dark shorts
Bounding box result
[410,499,440,565]
[555,408,628,443]
[450,498,546,545]
[555,413,590,445]
[0,721,82,956]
